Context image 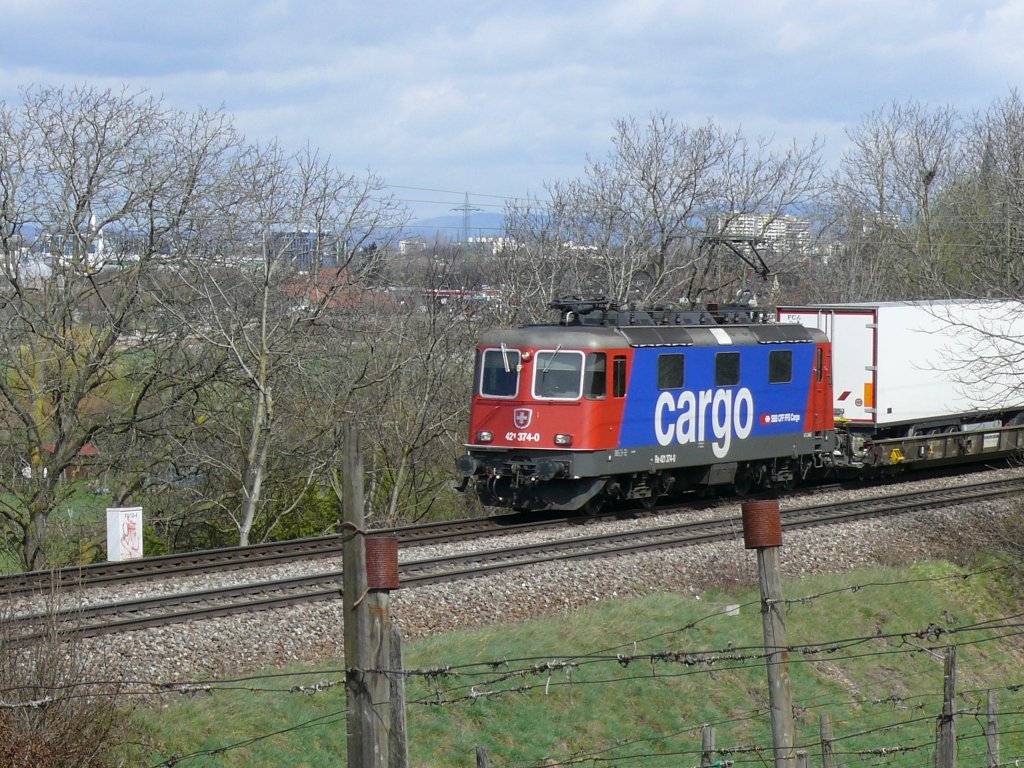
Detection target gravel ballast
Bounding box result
[47,465,1024,682]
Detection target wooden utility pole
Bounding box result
[742,500,796,768]
[935,646,957,768]
[342,423,389,768]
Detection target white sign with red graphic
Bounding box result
[106,506,143,561]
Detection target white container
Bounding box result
[777,300,1024,428]
[106,506,143,561]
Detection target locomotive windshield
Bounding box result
[534,350,584,399]
[480,347,521,397]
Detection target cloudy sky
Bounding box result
[2,0,1023,227]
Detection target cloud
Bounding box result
[2,0,1024,218]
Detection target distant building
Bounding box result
[269,230,345,269]
[715,213,812,258]
[399,237,429,255]
[467,236,516,256]
[280,268,395,311]
[31,222,152,271]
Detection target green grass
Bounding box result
[123,561,1024,767]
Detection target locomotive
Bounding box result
[455,296,1024,513]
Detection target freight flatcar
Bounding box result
[778,300,1024,470]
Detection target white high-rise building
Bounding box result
[716,213,811,257]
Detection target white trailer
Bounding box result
[776,300,1024,432]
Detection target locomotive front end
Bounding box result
[457,325,628,512]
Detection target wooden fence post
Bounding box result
[934,646,957,768]
[743,500,796,768]
[820,712,836,768]
[389,626,409,768]
[700,724,716,767]
[986,689,999,768]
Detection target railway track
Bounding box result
[7,475,1022,644]
[2,461,1000,598]
[0,510,601,598]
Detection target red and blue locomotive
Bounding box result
[456,297,836,512]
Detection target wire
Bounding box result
[145,707,349,767]
[384,183,540,204]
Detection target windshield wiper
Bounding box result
[541,344,562,376]
[500,342,511,373]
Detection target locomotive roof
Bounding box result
[478,321,824,349]
[478,325,630,349]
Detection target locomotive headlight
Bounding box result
[476,431,493,443]
[554,433,573,446]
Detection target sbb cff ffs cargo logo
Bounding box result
[514,408,533,429]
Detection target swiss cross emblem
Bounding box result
[513,408,533,429]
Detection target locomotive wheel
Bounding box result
[584,495,607,516]
[637,474,664,509]
[733,465,754,497]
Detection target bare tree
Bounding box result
[503,113,822,307]
[153,142,407,546]
[941,90,1024,298]
[355,258,486,526]
[0,86,239,568]
[818,100,967,302]
[817,96,1024,419]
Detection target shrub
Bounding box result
[0,589,134,767]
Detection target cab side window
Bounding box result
[584,353,607,399]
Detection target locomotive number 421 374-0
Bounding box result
[505,431,541,442]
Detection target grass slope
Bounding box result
[125,560,1024,767]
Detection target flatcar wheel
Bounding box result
[584,495,607,516]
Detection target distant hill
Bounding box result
[400,212,505,242]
